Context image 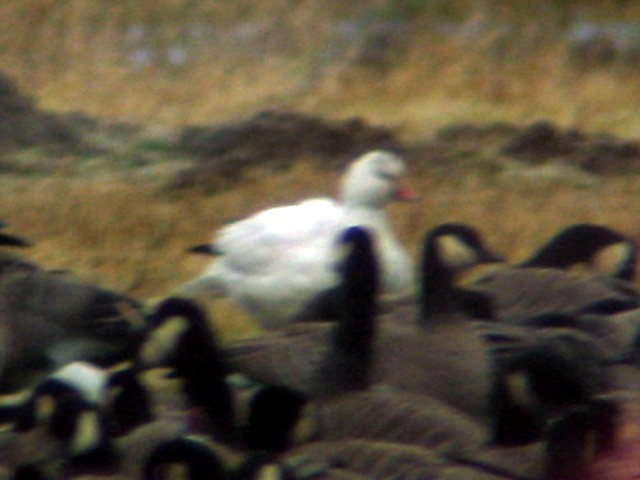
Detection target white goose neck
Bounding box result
[343,206,388,227]
[340,182,388,210]
[340,151,405,210]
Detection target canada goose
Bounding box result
[7,405,184,480]
[142,434,328,480]
[142,436,230,480]
[0,361,153,441]
[140,356,621,480]
[227,223,614,438]
[9,361,109,433]
[138,227,377,432]
[491,328,613,446]
[297,324,614,449]
[226,224,505,422]
[0,387,118,473]
[0,223,146,393]
[137,297,320,452]
[0,270,146,392]
[417,223,503,320]
[286,395,622,480]
[367,224,505,420]
[0,359,192,478]
[1,330,312,479]
[136,296,236,442]
[0,225,37,280]
[456,401,618,480]
[0,225,29,250]
[519,223,637,281]
[142,380,315,480]
[470,266,640,320]
[543,400,619,480]
[102,365,155,437]
[466,225,640,321]
[466,287,640,367]
[299,386,488,458]
[179,150,416,329]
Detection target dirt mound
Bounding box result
[169,116,640,191]
[0,73,81,156]
[405,121,640,178]
[171,110,401,191]
[500,121,582,160]
[500,121,640,173]
[0,76,635,184]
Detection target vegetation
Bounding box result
[1,1,640,133]
[0,2,640,337]
[2,163,640,339]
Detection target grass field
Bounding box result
[1,2,640,339]
[3,1,640,135]
[1,161,639,341]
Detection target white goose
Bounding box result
[180,150,417,329]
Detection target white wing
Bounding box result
[194,198,347,327]
[209,198,345,275]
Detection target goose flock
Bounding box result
[0,150,638,479]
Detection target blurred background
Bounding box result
[3,1,640,130]
[1,0,640,334]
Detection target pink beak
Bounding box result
[395,178,419,201]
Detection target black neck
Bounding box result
[327,234,379,392]
[153,299,237,444]
[420,240,460,323]
[174,316,236,443]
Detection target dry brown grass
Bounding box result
[1,162,639,341]
[2,1,640,137]
[1,2,640,340]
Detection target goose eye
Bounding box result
[377,170,396,182]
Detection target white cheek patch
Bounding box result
[437,235,479,271]
[52,362,108,405]
[35,395,56,423]
[140,317,189,367]
[504,371,535,407]
[591,242,632,277]
[291,403,319,444]
[0,389,30,409]
[256,464,282,480]
[70,411,100,456]
[163,463,189,480]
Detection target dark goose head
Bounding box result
[520,224,637,281]
[420,223,503,322]
[138,297,235,442]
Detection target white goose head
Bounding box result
[340,150,417,209]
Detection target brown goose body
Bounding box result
[227,311,495,421]
[470,266,639,321]
[303,387,488,457]
[287,399,619,480]
[0,269,145,391]
[226,224,503,422]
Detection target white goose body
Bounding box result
[183,150,415,329]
